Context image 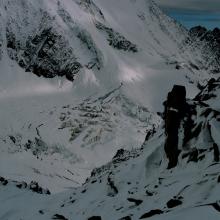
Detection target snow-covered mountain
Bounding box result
[0,85,161,192]
[0,0,220,218]
[1,79,220,220]
[0,0,217,96]
[0,0,204,191]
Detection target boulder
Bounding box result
[139,209,163,219]
[88,217,102,220]
[167,199,182,208]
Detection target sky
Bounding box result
[155,0,220,29]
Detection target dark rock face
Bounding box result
[189,26,220,74]
[0,177,9,186]
[76,0,105,20]
[16,181,28,189]
[187,148,199,163]
[163,80,220,167]
[195,78,219,102]
[145,126,156,142]
[127,198,143,206]
[145,190,154,196]
[193,78,220,144]
[88,217,102,220]
[167,199,182,208]
[24,138,48,157]
[91,148,140,178]
[213,143,220,162]
[0,30,2,60]
[29,181,50,194]
[139,209,163,219]
[164,85,186,169]
[6,27,82,81]
[4,2,104,81]
[95,21,138,52]
[189,26,207,38]
[197,202,220,212]
[0,176,50,194]
[119,216,132,220]
[52,214,68,220]
[107,172,118,197]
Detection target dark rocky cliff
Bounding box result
[164,85,186,168]
[188,26,220,74]
[164,82,220,169]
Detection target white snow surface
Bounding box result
[0,1,220,219]
[1,122,220,220]
[0,0,209,192]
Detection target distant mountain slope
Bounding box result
[0,85,161,192]
[0,0,216,86]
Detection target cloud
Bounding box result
[154,0,220,11]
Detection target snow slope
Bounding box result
[0,80,220,220]
[0,0,219,194]
[0,84,161,192]
[0,0,216,105]
[0,0,220,218]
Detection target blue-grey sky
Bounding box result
[155,0,220,11]
[155,0,220,29]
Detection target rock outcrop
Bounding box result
[88,216,102,220]
[164,85,186,169]
[164,80,220,169]
[0,177,50,194]
[188,26,220,74]
[6,27,82,81]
